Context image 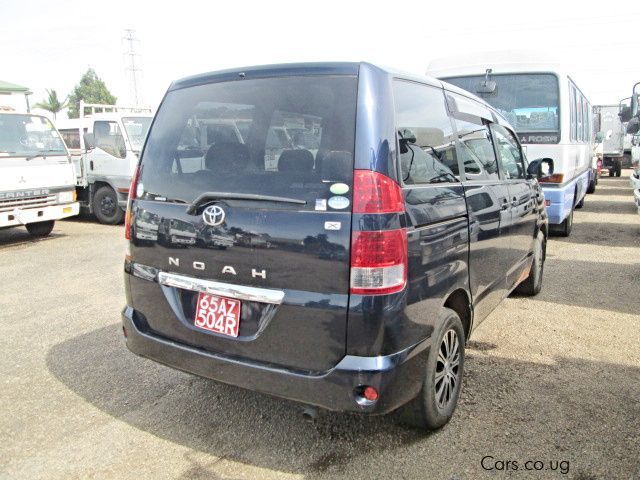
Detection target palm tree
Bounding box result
[34,89,67,119]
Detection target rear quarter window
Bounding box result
[393,80,459,184]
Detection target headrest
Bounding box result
[205,142,249,171]
[278,149,314,173]
[321,151,352,180]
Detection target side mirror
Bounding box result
[619,105,632,123]
[627,118,640,135]
[631,92,639,118]
[398,128,417,154]
[595,132,604,143]
[83,132,95,150]
[527,157,554,179]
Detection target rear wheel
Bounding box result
[551,207,573,237]
[26,220,55,237]
[615,163,622,177]
[400,309,465,430]
[515,230,545,296]
[93,186,124,225]
[587,175,596,194]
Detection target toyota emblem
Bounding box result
[202,205,226,226]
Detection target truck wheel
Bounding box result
[587,178,596,194]
[93,186,125,225]
[514,230,545,296]
[400,308,465,431]
[615,163,622,177]
[609,169,614,177]
[26,220,55,237]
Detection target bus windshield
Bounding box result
[0,113,67,158]
[122,116,152,152]
[443,73,560,134]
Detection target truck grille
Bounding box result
[0,194,58,212]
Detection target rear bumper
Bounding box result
[122,306,430,414]
[0,202,79,228]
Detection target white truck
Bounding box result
[593,104,628,176]
[0,92,79,237]
[56,102,153,224]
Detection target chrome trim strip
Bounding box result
[157,271,285,305]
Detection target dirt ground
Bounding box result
[1,172,638,480]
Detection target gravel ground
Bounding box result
[1,172,639,480]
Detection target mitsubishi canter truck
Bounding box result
[0,110,79,236]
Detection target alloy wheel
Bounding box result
[435,329,460,410]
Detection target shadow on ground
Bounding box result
[0,228,66,248]
[46,324,640,478]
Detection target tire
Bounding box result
[26,220,55,237]
[587,178,596,194]
[514,230,546,296]
[93,186,124,225]
[400,308,465,431]
[609,169,614,177]
[615,164,622,177]
[551,207,573,237]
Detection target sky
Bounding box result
[1,0,639,117]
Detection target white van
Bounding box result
[0,111,79,236]
[57,102,153,224]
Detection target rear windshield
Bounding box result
[139,75,358,208]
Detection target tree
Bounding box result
[34,89,67,119]
[67,68,117,118]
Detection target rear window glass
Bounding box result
[139,75,357,208]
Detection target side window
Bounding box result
[576,92,584,142]
[94,121,126,158]
[393,80,459,184]
[583,98,590,142]
[569,84,575,142]
[59,129,80,149]
[491,124,526,179]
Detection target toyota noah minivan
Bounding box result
[122,62,551,430]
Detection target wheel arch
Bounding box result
[443,289,473,343]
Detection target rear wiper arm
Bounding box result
[186,191,306,214]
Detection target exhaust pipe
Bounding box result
[301,406,319,422]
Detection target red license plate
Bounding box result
[194,292,241,338]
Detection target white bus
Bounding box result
[428,53,592,236]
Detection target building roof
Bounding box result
[0,80,32,95]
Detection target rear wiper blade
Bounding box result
[186,191,306,214]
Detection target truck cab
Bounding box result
[0,110,79,236]
[57,102,153,224]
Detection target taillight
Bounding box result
[124,165,141,240]
[353,170,404,214]
[350,229,407,295]
[350,170,407,295]
[539,173,564,184]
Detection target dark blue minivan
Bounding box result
[122,62,551,429]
